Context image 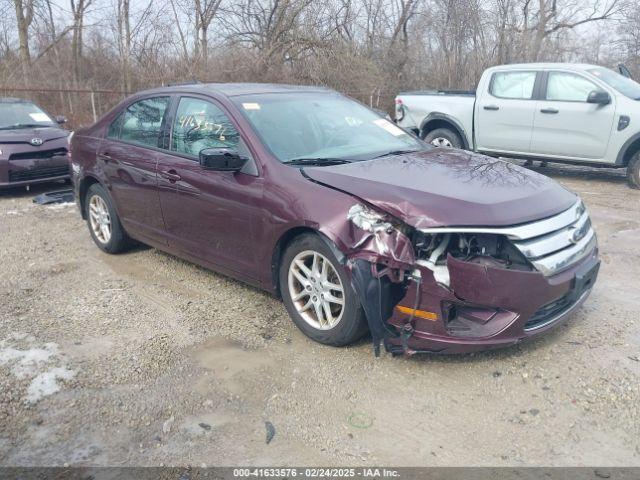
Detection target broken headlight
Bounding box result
[347,204,395,233]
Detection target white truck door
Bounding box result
[475,70,538,154]
[530,71,615,160]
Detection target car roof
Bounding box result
[485,62,604,72]
[135,82,334,98]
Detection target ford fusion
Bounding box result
[70,84,599,355]
[0,98,70,188]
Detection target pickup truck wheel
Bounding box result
[628,154,640,189]
[279,234,368,347]
[85,183,132,253]
[423,128,462,149]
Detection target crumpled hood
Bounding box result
[0,126,68,144]
[303,149,577,229]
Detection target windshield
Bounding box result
[588,67,640,100]
[0,101,56,129]
[232,92,425,162]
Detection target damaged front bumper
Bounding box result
[342,200,600,356]
[386,248,599,354]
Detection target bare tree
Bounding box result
[194,0,223,68]
[70,0,94,85]
[11,0,34,80]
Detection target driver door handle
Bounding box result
[483,105,499,111]
[540,108,559,114]
[160,169,181,182]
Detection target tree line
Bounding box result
[1,0,638,126]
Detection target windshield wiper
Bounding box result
[284,157,351,166]
[372,149,420,159]
[0,123,49,130]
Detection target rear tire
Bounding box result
[84,183,132,253]
[279,234,368,346]
[423,127,462,149]
[627,153,640,189]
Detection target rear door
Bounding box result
[530,71,615,160]
[156,95,263,278]
[99,96,170,244]
[475,70,540,154]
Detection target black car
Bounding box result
[0,98,70,189]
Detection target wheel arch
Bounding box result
[78,175,103,220]
[270,226,346,298]
[419,113,470,149]
[616,132,640,166]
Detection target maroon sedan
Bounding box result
[70,84,599,355]
[0,98,70,188]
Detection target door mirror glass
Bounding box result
[199,148,247,171]
[55,115,67,125]
[586,90,611,105]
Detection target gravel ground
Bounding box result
[0,163,639,467]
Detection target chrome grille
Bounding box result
[509,201,597,276]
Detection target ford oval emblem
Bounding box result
[30,138,44,146]
[568,226,586,244]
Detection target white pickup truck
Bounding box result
[395,63,640,188]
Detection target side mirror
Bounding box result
[55,115,67,124]
[199,148,247,172]
[587,90,611,105]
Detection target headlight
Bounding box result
[347,204,394,233]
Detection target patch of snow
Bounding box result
[0,336,75,403]
[0,342,58,378]
[25,367,75,403]
[46,202,75,210]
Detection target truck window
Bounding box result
[546,72,600,102]
[490,72,536,99]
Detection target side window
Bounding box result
[107,113,123,139]
[172,97,240,158]
[546,72,600,102]
[107,97,170,147]
[490,71,537,99]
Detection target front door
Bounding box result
[475,70,539,154]
[99,96,170,244]
[156,95,263,279]
[530,71,615,160]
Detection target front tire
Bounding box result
[627,153,640,189]
[279,234,368,346]
[84,183,132,253]
[423,127,462,149]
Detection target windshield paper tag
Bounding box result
[242,103,261,110]
[29,113,50,122]
[373,118,404,136]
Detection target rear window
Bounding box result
[490,71,536,99]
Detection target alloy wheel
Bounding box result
[88,194,112,244]
[287,250,345,330]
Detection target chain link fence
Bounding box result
[0,87,128,129]
[0,86,397,129]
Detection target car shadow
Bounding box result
[508,159,628,185]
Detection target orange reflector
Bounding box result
[395,305,438,321]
